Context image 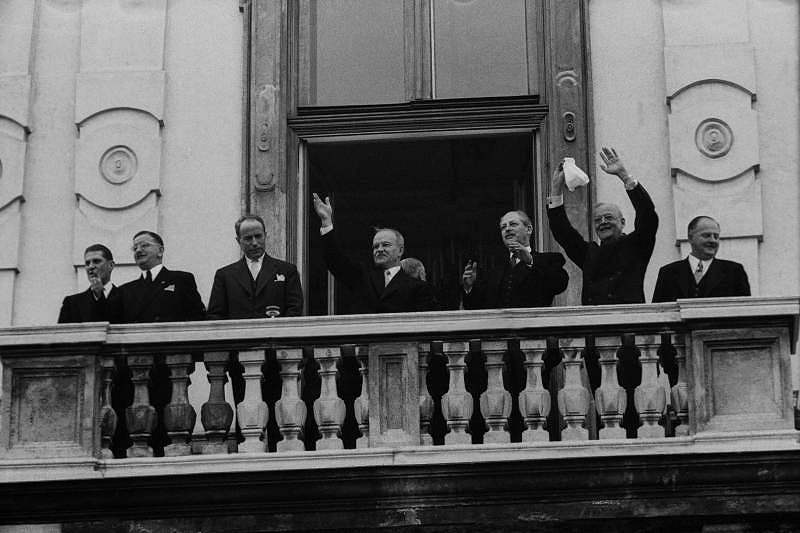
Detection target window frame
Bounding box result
[242,0,593,307]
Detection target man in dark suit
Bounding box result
[208,215,302,319]
[547,147,658,305]
[460,210,568,309]
[312,193,434,314]
[652,216,750,302]
[58,243,119,323]
[207,215,302,451]
[115,230,206,323]
[112,230,205,457]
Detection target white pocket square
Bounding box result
[274,274,285,282]
[164,284,176,292]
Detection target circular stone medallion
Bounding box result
[100,146,137,185]
[695,119,733,159]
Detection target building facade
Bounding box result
[0,1,799,531]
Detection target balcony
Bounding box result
[0,297,799,531]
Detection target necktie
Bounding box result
[145,270,152,283]
[385,269,392,286]
[249,260,259,280]
[694,261,704,284]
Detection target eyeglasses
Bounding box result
[593,214,619,224]
[131,241,158,252]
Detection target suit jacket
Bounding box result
[547,183,658,305]
[321,229,434,314]
[652,258,751,303]
[113,266,206,323]
[462,252,569,310]
[207,255,303,319]
[57,286,119,323]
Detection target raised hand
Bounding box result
[89,275,104,298]
[507,242,532,265]
[551,161,566,195]
[461,261,477,291]
[312,193,333,226]
[598,146,630,182]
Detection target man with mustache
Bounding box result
[547,147,658,305]
[58,243,120,323]
[460,210,568,309]
[312,193,433,314]
[652,216,750,302]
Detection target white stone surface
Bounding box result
[7,1,243,325]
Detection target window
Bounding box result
[245,0,592,307]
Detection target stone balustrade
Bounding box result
[0,297,797,467]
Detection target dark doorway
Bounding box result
[306,134,536,315]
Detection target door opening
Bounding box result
[306,134,536,315]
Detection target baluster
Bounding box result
[634,335,667,438]
[313,347,346,450]
[126,355,157,457]
[418,343,434,446]
[441,341,472,445]
[98,355,117,459]
[163,354,196,456]
[480,340,511,443]
[237,349,268,453]
[200,351,234,454]
[594,336,626,439]
[275,347,306,452]
[352,345,370,448]
[557,338,590,441]
[670,334,689,437]
[519,339,550,442]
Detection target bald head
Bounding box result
[593,203,625,244]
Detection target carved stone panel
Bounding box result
[72,0,168,270]
[368,343,419,447]
[0,353,98,459]
[663,37,762,286]
[689,328,793,434]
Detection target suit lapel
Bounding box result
[370,268,386,299]
[78,289,96,319]
[678,259,692,298]
[700,260,725,296]
[255,257,277,296]
[233,257,254,294]
[382,270,405,298]
[134,267,170,320]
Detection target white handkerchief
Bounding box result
[275,274,285,282]
[563,157,590,191]
[164,284,176,292]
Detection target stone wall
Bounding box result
[0,0,244,326]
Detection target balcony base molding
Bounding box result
[1,438,799,530]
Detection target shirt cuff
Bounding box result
[623,178,638,191]
[547,194,564,209]
[320,224,333,235]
